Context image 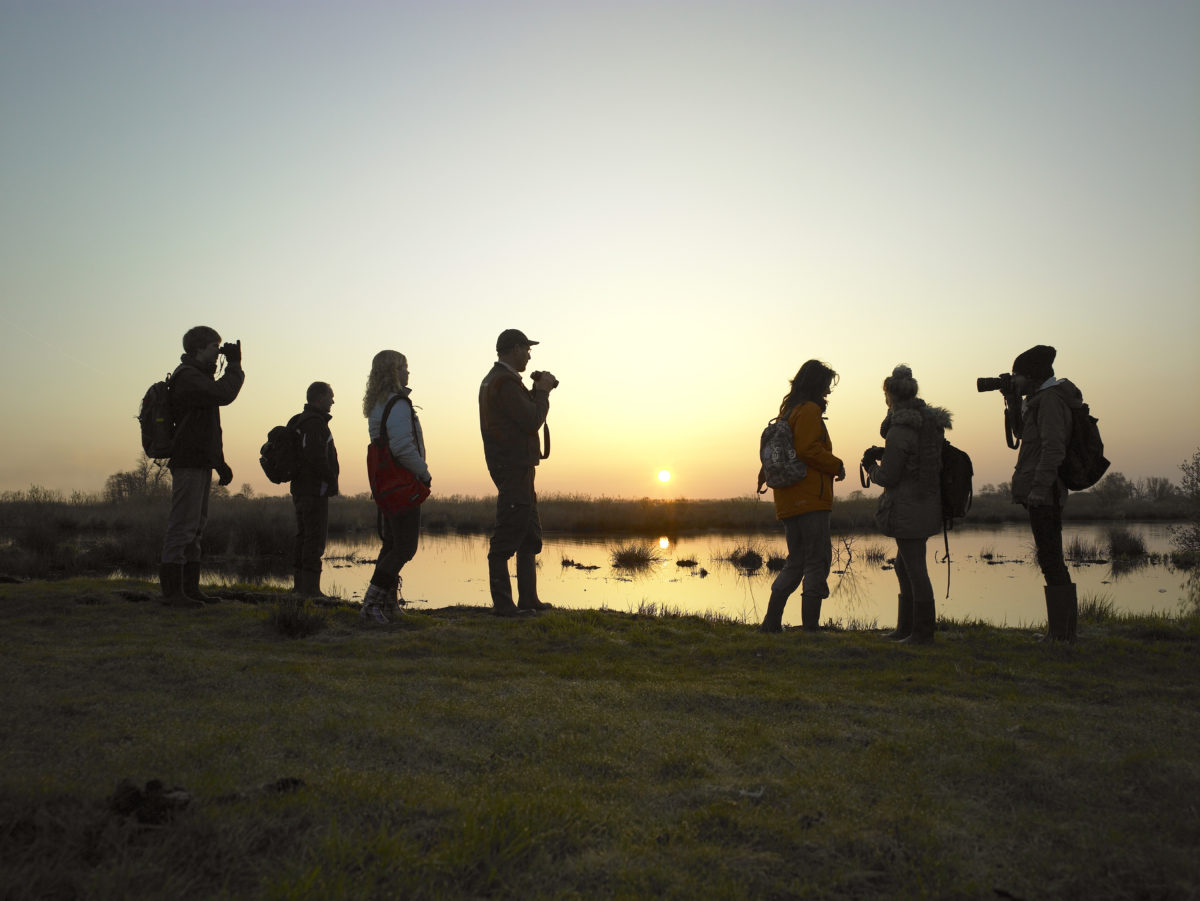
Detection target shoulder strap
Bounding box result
[378,394,417,448]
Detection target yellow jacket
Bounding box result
[772,402,843,519]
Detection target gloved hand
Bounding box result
[220,340,242,364]
[1025,486,1051,506]
[835,463,846,482]
[860,446,884,470]
[216,462,233,486]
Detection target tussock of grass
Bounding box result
[1,578,1199,898]
[1108,525,1148,558]
[862,543,889,564]
[727,543,765,571]
[266,597,328,638]
[609,542,661,569]
[1066,535,1105,562]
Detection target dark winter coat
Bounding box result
[168,354,245,470]
[289,406,339,498]
[1011,378,1083,508]
[478,362,549,471]
[868,399,951,539]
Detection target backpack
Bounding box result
[138,375,175,460]
[937,439,974,598]
[259,413,319,484]
[940,439,974,527]
[757,416,808,493]
[1059,402,1110,491]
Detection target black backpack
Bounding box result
[940,439,974,527]
[138,374,175,460]
[1059,402,1110,491]
[259,420,305,484]
[938,439,973,598]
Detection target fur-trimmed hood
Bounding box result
[880,399,952,439]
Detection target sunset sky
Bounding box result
[2,1,1197,501]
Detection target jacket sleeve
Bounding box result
[791,404,843,475]
[869,426,914,489]
[386,401,431,482]
[1031,390,1072,494]
[300,418,337,484]
[492,377,550,435]
[172,363,244,408]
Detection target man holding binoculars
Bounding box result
[479,328,558,617]
[159,326,245,607]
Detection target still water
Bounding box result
[284,522,1189,629]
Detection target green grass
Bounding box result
[2,578,1199,899]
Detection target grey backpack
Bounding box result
[757,415,808,493]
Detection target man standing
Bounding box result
[479,328,558,616]
[160,326,245,606]
[1009,344,1083,641]
[289,381,340,598]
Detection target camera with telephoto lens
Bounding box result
[530,370,559,389]
[976,373,1015,393]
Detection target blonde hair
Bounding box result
[362,350,407,417]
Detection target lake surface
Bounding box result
[249,522,1191,629]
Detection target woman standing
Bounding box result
[361,350,431,624]
[760,359,846,633]
[860,365,951,644]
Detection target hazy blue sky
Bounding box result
[2,0,1197,499]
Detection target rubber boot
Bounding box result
[1065,583,1078,642]
[159,563,200,608]
[290,571,302,594]
[182,562,221,604]
[1044,584,1076,642]
[884,594,913,641]
[899,601,936,644]
[516,552,552,611]
[800,594,822,632]
[759,591,787,633]
[489,556,524,617]
[298,570,327,599]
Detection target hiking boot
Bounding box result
[360,583,391,624]
[182,563,222,604]
[492,604,531,618]
[159,563,201,608]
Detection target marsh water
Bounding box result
[236,521,1188,629]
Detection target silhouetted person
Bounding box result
[361,350,430,623]
[289,381,339,598]
[479,329,558,616]
[759,359,846,633]
[860,365,951,644]
[1009,345,1082,641]
[160,326,244,606]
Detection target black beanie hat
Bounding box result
[1012,345,1056,382]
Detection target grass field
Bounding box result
[1,577,1198,899]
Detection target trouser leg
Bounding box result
[895,538,935,643]
[161,467,211,565]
